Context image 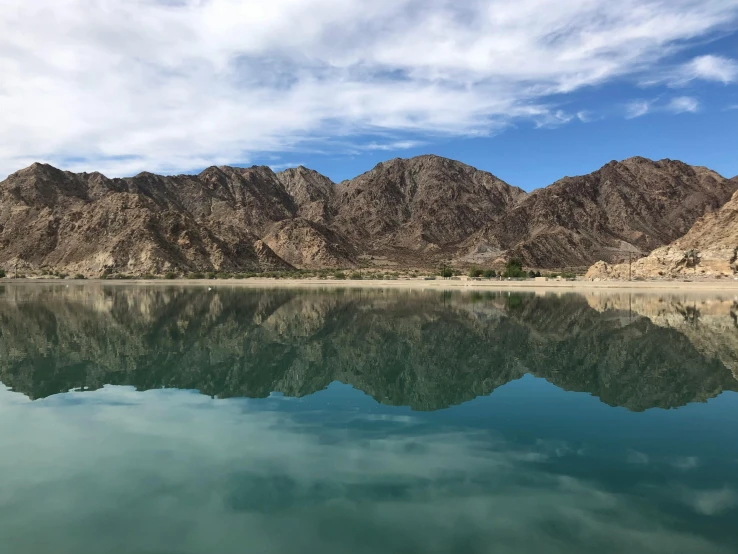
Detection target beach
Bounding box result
[6,277,738,293]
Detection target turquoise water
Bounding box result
[0,285,737,553]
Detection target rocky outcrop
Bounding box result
[1,156,735,275]
[586,187,738,280]
[488,157,737,269]
[275,166,335,223]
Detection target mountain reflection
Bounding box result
[0,284,736,411]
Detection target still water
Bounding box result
[0,284,737,553]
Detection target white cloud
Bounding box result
[362,140,426,151]
[667,96,700,113]
[685,55,738,83]
[1,0,737,177]
[626,100,652,119]
[624,95,700,118]
[268,161,309,171]
[643,54,738,87]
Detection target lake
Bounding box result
[1,284,737,554]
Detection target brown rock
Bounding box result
[492,157,736,269]
[331,155,526,256]
[587,186,738,280]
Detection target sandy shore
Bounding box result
[5,277,738,293]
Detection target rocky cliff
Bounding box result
[1,155,735,275]
[587,185,738,280]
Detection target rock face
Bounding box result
[1,156,735,275]
[331,155,527,258]
[0,163,333,275]
[586,187,738,280]
[485,157,737,269]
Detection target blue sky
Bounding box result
[1,0,737,191]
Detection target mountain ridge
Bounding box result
[1,155,736,276]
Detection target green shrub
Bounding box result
[0,269,5,278]
[57,273,69,279]
[334,271,346,280]
[206,272,216,280]
[349,272,363,280]
[74,274,86,280]
[186,272,205,279]
[468,266,483,278]
[164,272,177,280]
[438,265,453,279]
[482,269,496,278]
[502,258,528,278]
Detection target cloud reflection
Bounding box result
[0,385,734,554]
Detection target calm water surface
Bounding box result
[1,284,737,554]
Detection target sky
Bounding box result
[1,0,737,191]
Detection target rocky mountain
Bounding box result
[0,155,735,275]
[0,286,735,411]
[329,155,527,264]
[587,186,738,280]
[471,157,737,269]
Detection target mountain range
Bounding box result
[0,155,736,276]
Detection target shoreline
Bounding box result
[3,277,738,293]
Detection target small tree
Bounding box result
[482,269,496,278]
[0,269,5,278]
[468,266,483,278]
[438,262,454,279]
[502,258,527,278]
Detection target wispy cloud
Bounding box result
[1,0,737,177]
[642,54,738,87]
[626,100,652,119]
[268,162,309,171]
[624,96,699,118]
[667,96,700,113]
[363,140,426,151]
